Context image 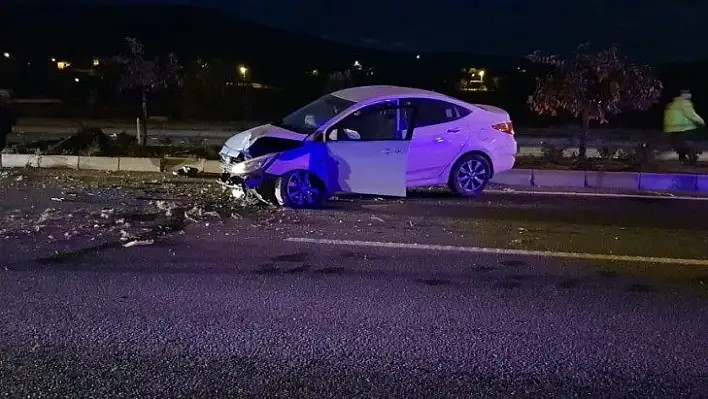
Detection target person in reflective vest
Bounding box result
[663,90,705,165]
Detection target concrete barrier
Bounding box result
[1,154,40,168]
[118,157,162,172]
[586,171,640,190]
[78,156,119,171]
[203,160,222,174]
[491,169,533,186]
[696,176,708,193]
[5,152,708,195]
[39,155,79,169]
[639,173,698,191]
[492,169,708,194]
[532,170,587,188]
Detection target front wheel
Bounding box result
[448,153,491,197]
[274,170,327,208]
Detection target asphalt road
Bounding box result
[1,170,707,397]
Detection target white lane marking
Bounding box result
[486,189,708,201]
[284,237,708,266]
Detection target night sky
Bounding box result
[70,0,708,61]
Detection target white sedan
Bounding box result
[218,85,517,208]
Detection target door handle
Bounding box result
[382,148,401,154]
[447,127,461,133]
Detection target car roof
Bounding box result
[331,85,455,103]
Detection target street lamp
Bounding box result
[478,69,485,79]
[2,52,9,59]
[416,54,420,59]
[238,65,247,78]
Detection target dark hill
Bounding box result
[0,4,519,66]
[0,4,393,69]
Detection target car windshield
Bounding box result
[273,94,356,135]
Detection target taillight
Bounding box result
[492,121,514,135]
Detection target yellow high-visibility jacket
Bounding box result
[664,97,705,133]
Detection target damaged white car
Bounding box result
[219,85,517,208]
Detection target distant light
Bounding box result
[2,52,9,58]
[57,61,70,70]
[92,58,100,66]
[478,69,485,78]
[353,60,361,68]
[238,65,247,77]
[416,54,420,59]
[50,57,56,62]
[74,77,79,83]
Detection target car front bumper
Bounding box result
[217,166,275,203]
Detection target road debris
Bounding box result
[173,166,200,177]
[123,239,155,248]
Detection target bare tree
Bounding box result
[115,37,182,147]
[527,44,663,160]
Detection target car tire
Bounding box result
[274,170,327,208]
[448,152,491,197]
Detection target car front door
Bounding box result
[323,100,414,197]
[405,98,472,183]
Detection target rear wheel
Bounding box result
[448,153,491,197]
[274,170,327,208]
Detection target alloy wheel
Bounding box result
[285,170,322,207]
[455,159,488,194]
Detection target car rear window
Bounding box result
[410,98,468,127]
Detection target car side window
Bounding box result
[331,101,400,141]
[411,98,468,128]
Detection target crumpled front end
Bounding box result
[218,127,305,203]
[218,152,275,203]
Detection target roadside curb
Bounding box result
[491,169,708,193]
[1,153,221,174]
[3,153,707,194]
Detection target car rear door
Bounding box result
[405,98,472,183]
[323,100,414,196]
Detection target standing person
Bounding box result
[0,92,18,155]
[663,89,705,165]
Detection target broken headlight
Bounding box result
[230,156,272,175]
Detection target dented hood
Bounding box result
[220,124,307,158]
